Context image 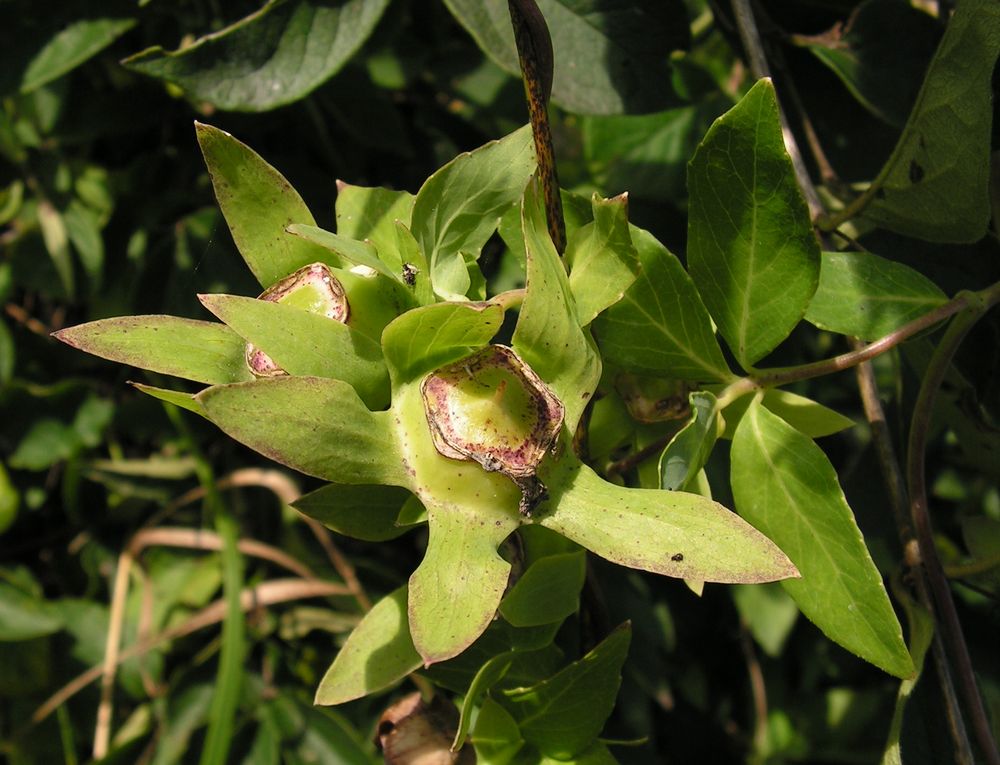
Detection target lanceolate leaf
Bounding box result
[286,224,399,283]
[124,0,391,111]
[196,123,334,287]
[513,180,601,432]
[687,79,820,368]
[862,0,1000,242]
[131,383,207,418]
[594,226,731,383]
[314,586,421,705]
[443,1,689,115]
[720,389,855,439]
[408,503,521,665]
[566,193,641,326]
[731,400,913,678]
[538,454,798,584]
[53,316,253,385]
[499,550,586,628]
[381,301,505,386]
[499,623,631,760]
[198,293,390,409]
[411,125,535,300]
[805,251,947,340]
[197,376,408,487]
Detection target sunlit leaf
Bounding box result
[314,586,421,705]
[731,400,913,678]
[687,79,820,367]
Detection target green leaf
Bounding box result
[454,653,516,750]
[582,95,733,202]
[335,183,416,269]
[53,316,254,385]
[314,586,421,705]
[800,0,941,128]
[382,300,505,385]
[0,318,14,389]
[63,200,104,293]
[512,180,601,432]
[499,551,586,628]
[538,454,798,584]
[731,583,799,657]
[659,392,720,491]
[443,1,689,115]
[687,79,820,368]
[124,0,390,111]
[720,388,855,440]
[730,400,913,678]
[196,376,408,486]
[499,623,630,760]
[566,194,641,326]
[10,419,82,470]
[0,3,136,96]
[197,293,390,409]
[195,123,334,288]
[408,504,521,664]
[472,698,524,765]
[0,582,63,641]
[593,225,731,382]
[286,224,399,283]
[805,251,948,340]
[411,125,535,300]
[37,200,74,298]
[394,220,435,305]
[131,384,207,418]
[861,0,1000,242]
[293,483,415,542]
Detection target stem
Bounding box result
[716,289,977,408]
[508,0,566,255]
[906,295,1000,765]
[853,343,973,762]
[731,0,824,219]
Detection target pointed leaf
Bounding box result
[687,79,820,367]
[499,623,631,760]
[863,0,1000,242]
[394,221,435,305]
[315,586,421,705]
[499,551,586,628]
[513,181,601,431]
[408,504,520,664]
[454,653,516,750]
[196,376,408,486]
[125,0,391,111]
[335,183,415,269]
[659,392,720,491]
[731,400,913,678]
[382,300,504,387]
[805,251,947,340]
[198,293,389,409]
[293,483,415,542]
[566,194,641,325]
[131,383,207,418]
[54,316,253,385]
[594,225,731,382]
[411,125,535,299]
[538,455,798,584]
[195,123,333,287]
[286,224,400,283]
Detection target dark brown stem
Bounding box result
[906,296,1000,765]
[604,434,672,478]
[508,0,566,254]
[853,344,973,762]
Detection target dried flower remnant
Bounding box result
[375,692,474,765]
[421,344,564,516]
[245,262,349,376]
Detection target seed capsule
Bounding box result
[245,262,349,377]
[421,345,564,515]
